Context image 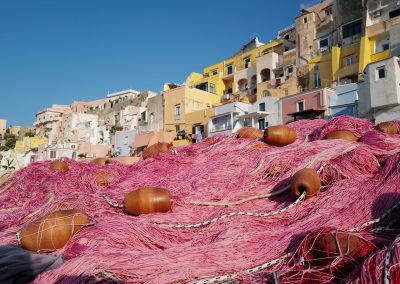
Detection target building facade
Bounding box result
[358,56,400,123]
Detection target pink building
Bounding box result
[70,99,106,113]
[280,88,334,124]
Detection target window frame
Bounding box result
[319,37,329,49]
[345,56,355,66]
[175,105,181,120]
[259,102,266,112]
[376,66,386,79]
[209,83,215,94]
[296,100,305,112]
[227,65,233,75]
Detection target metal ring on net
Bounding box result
[190,253,291,284]
[102,195,124,208]
[157,191,306,229]
[384,242,395,284]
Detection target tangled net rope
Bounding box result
[1,116,400,283]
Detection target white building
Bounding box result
[358,56,400,123]
[329,83,358,118]
[237,96,281,129]
[208,102,250,137]
[106,89,140,100]
[64,113,107,145]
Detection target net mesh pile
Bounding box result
[1,116,400,283]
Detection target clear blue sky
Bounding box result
[0,0,306,126]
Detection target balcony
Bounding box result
[337,63,359,78]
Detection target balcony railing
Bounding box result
[209,125,233,133]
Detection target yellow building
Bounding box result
[186,37,299,103]
[359,0,400,77]
[163,84,220,137]
[308,43,360,90]
[15,137,48,152]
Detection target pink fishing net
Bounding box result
[1,115,400,283]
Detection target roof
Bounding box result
[232,37,264,57]
[288,108,326,118]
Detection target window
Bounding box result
[325,7,332,16]
[297,100,305,112]
[314,72,321,88]
[375,34,390,53]
[227,65,233,75]
[377,66,386,79]
[175,125,180,132]
[243,118,252,127]
[175,105,181,120]
[390,8,400,18]
[262,90,271,98]
[342,19,362,39]
[287,66,294,74]
[212,69,218,75]
[303,17,307,24]
[71,145,76,149]
[141,111,146,122]
[258,119,266,130]
[244,58,251,68]
[319,37,329,49]
[195,82,208,92]
[345,56,355,66]
[50,150,56,159]
[259,103,266,112]
[210,83,215,94]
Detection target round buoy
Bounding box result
[124,187,172,215]
[142,143,173,160]
[91,157,112,166]
[19,209,91,252]
[94,171,116,187]
[310,231,371,266]
[376,121,399,135]
[236,127,263,139]
[50,160,69,171]
[324,130,358,142]
[263,125,297,147]
[291,168,321,199]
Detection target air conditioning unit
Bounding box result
[371,11,381,17]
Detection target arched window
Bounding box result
[260,69,271,82]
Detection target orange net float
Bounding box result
[324,130,359,142]
[263,125,297,147]
[291,168,321,199]
[123,187,172,215]
[376,121,399,135]
[235,127,263,139]
[91,157,112,166]
[19,209,91,252]
[49,160,69,171]
[94,171,116,187]
[305,230,376,268]
[142,142,173,160]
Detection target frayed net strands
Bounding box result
[1,115,400,283]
